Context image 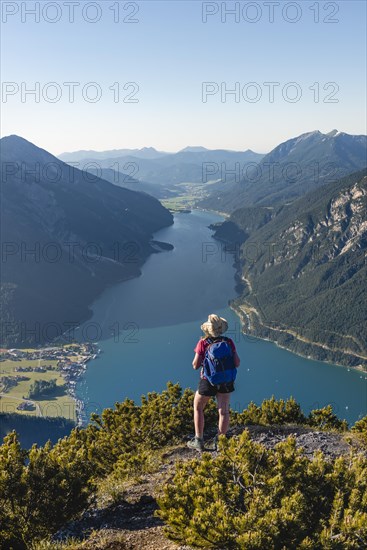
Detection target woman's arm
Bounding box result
[192,353,203,369]
[233,351,240,367]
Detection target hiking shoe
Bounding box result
[205,435,218,451]
[206,434,230,451]
[187,436,204,451]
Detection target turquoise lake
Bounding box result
[76,210,367,426]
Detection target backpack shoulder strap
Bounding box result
[213,336,228,343]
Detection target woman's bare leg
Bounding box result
[217,392,231,435]
[193,391,210,439]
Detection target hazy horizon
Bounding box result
[55,128,367,156]
[3,127,366,158]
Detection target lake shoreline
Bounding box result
[205,211,367,373]
[229,301,367,374]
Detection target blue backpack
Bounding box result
[203,336,237,386]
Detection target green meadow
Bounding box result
[0,358,76,421]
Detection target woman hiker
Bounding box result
[188,314,240,451]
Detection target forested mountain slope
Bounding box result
[200,130,367,212]
[0,135,173,347]
[213,169,367,367]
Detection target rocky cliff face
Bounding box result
[266,177,366,275]
[317,181,366,257]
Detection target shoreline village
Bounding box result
[0,342,100,426]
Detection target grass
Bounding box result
[0,358,76,421]
[161,195,197,210]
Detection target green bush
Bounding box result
[0,383,208,548]
[308,405,348,432]
[231,396,306,426]
[85,382,218,479]
[0,432,94,549]
[231,397,348,433]
[157,431,367,549]
[0,385,364,549]
[351,415,367,444]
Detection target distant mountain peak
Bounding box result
[272,129,361,153]
[326,129,343,137]
[140,146,159,152]
[179,146,209,153]
[2,134,32,145]
[200,130,367,212]
[291,129,349,143]
[0,134,61,164]
[296,130,322,141]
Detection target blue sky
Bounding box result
[1,0,366,154]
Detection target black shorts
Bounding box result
[198,378,235,397]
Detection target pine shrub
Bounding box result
[157,432,367,549]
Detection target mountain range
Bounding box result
[59,146,169,162]
[0,135,173,347]
[58,147,264,190]
[58,131,366,209]
[2,130,366,363]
